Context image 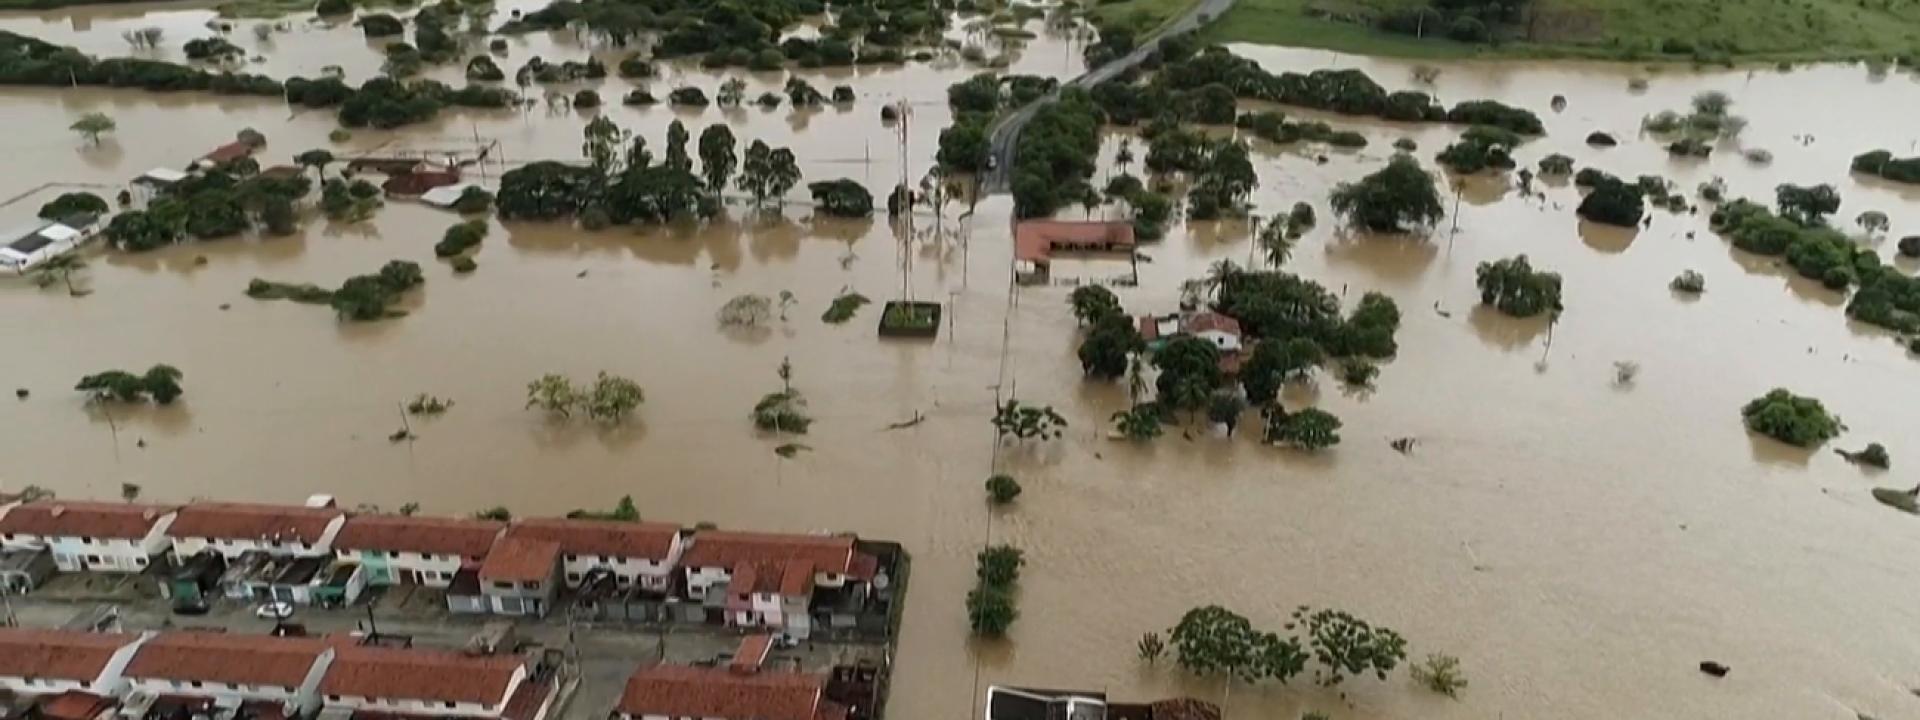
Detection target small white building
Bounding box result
[332,514,505,588]
[0,216,99,275]
[0,501,178,573]
[122,631,335,718]
[130,168,188,203]
[501,518,682,592]
[167,500,346,562]
[0,628,150,698]
[419,182,481,209]
[318,645,539,719]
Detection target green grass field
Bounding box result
[1192,0,1920,61]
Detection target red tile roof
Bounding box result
[1185,312,1241,336]
[321,645,523,705]
[37,691,115,720]
[0,628,139,682]
[1013,220,1135,263]
[499,679,551,720]
[478,537,560,583]
[125,632,331,688]
[729,635,772,672]
[333,515,504,558]
[380,170,461,197]
[616,665,841,720]
[202,141,254,164]
[0,501,175,539]
[505,519,680,561]
[167,503,342,544]
[681,532,855,575]
[777,562,815,596]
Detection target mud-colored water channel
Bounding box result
[3,5,1920,718]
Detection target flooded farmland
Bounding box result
[4,3,1920,718]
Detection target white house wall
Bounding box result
[321,666,524,718]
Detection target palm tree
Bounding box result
[1203,258,1242,298]
[29,253,86,296]
[1258,218,1293,268]
[1115,139,1134,176]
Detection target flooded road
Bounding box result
[3,6,1920,718]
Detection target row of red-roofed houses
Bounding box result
[0,626,559,720]
[0,626,868,720]
[0,495,892,642]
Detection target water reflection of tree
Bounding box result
[1746,431,1814,467]
[1466,304,1550,352]
[1577,218,1637,254]
[1321,228,1439,283]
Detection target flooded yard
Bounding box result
[4,6,1920,719]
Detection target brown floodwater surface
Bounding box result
[2,14,1920,719]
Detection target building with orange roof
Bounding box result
[0,501,178,573]
[474,536,560,617]
[122,631,338,716]
[167,499,346,562]
[501,518,683,593]
[318,644,536,718]
[613,665,847,720]
[680,532,878,641]
[0,628,149,698]
[332,514,505,588]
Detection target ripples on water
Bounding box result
[2,6,1920,718]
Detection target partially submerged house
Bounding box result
[129,169,188,203]
[418,183,481,209]
[380,168,463,199]
[167,499,346,563]
[1137,311,1246,374]
[1012,220,1136,285]
[331,515,503,588]
[0,628,148,699]
[195,142,256,171]
[983,687,1107,720]
[680,532,877,641]
[0,216,100,275]
[499,519,681,594]
[0,501,178,573]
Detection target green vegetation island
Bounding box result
[1093,0,1920,62]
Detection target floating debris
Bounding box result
[774,442,812,458]
[1389,437,1416,454]
[1698,661,1730,678]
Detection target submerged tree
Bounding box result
[1330,155,1443,233]
[70,112,117,146]
[1741,388,1842,447]
[993,399,1068,441]
[1291,606,1409,686]
[752,357,812,434]
[1475,255,1564,318]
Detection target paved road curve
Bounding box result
[981,0,1239,193]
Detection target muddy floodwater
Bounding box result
[5,4,1920,717]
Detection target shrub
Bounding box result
[1476,255,1563,317]
[1670,270,1705,294]
[1741,388,1842,447]
[434,219,487,257]
[1576,171,1645,227]
[985,474,1022,504]
[668,87,708,106]
[572,89,600,108]
[1411,654,1468,698]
